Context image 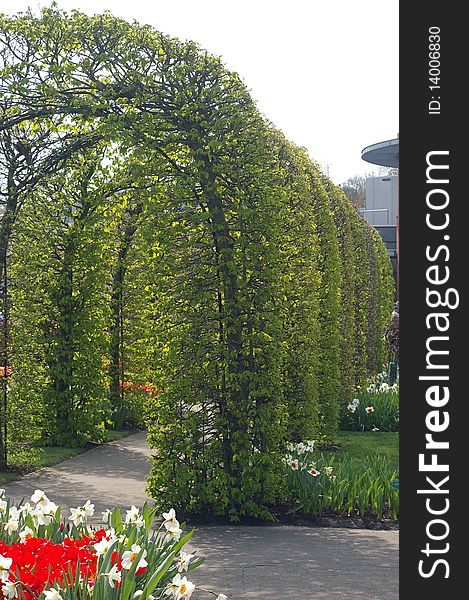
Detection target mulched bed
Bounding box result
[186,505,399,531]
[273,506,399,530]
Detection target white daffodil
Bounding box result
[5,517,19,534]
[102,509,112,523]
[121,544,148,571]
[165,522,182,541]
[8,506,20,519]
[216,595,228,600]
[69,506,86,527]
[93,535,117,557]
[19,526,35,543]
[43,588,63,600]
[296,442,306,455]
[0,554,13,582]
[125,505,141,524]
[324,466,333,476]
[177,550,195,572]
[0,500,7,514]
[19,502,32,515]
[1,581,18,599]
[306,440,316,450]
[365,406,375,414]
[346,403,356,413]
[31,489,50,507]
[162,508,178,526]
[165,574,195,599]
[104,564,122,588]
[82,500,95,518]
[42,501,59,519]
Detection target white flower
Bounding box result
[372,427,380,432]
[121,544,148,571]
[43,590,63,600]
[162,508,178,525]
[165,521,182,542]
[19,526,35,543]
[365,406,375,414]
[324,466,333,476]
[102,509,112,523]
[82,500,95,518]
[69,506,86,527]
[93,535,117,557]
[31,489,50,507]
[346,403,356,413]
[19,502,32,514]
[2,582,18,599]
[296,442,306,455]
[0,555,12,582]
[42,502,59,518]
[216,595,228,600]
[8,506,20,519]
[133,592,155,600]
[5,517,19,534]
[177,550,195,572]
[104,564,122,588]
[0,489,5,498]
[0,500,7,514]
[125,505,141,524]
[306,440,316,451]
[165,574,195,599]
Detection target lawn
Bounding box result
[329,431,399,463]
[285,431,399,520]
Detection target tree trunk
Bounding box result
[109,204,142,427]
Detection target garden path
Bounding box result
[3,431,398,600]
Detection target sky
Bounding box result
[1,0,399,185]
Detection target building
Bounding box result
[361,137,399,292]
[360,174,398,281]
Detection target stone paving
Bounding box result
[3,431,399,599]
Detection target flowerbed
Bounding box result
[285,440,399,520]
[340,371,399,432]
[0,490,225,600]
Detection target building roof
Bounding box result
[361,138,399,168]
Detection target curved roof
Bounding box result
[361,138,399,168]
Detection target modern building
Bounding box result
[361,137,399,291]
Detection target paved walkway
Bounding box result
[3,432,398,600]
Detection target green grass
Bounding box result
[0,428,136,485]
[286,431,400,519]
[329,431,399,463]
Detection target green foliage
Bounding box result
[286,440,399,519]
[340,373,399,432]
[0,5,396,520]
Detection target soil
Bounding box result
[186,505,399,531]
[272,505,399,530]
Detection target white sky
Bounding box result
[1,0,398,184]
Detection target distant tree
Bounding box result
[340,167,398,211]
[340,174,371,210]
